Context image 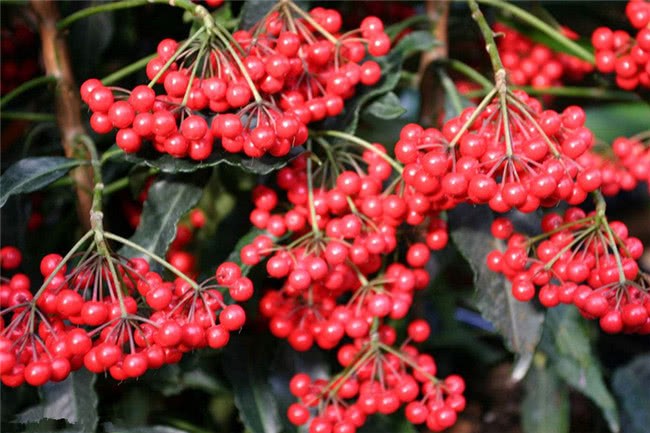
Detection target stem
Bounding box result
[448,87,498,147]
[103,232,200,290]
[148,27,206,88]
[0,112,57,122]
[306,142,321,235]
[101,54,156,86]
[57,0,215,30]
[321,130,404,174]
[287,1,338,45]
[476,0,595,63]
[0,76,56,108]
[468,0,505,74]
[32,0,95,230]
[463,85,640,101]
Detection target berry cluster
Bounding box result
[395,90,601,214]
[286,323,466,433]
[592,0,650,89]
[0,243,250,386]
[82,1,389,159]
[487,208,650,334]
[586,134,650,196]
[495,23,593,88]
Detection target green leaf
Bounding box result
[120,172,209,260]
[222,336,283,433]
[542,306,620,433]
[238,0,275,30]
[392,30,439,58]
[362,92,407,120]
[612,354,650,433]
[122,146,303,176]
[522,354,570,433]
[0,157,84,207]
[449,204,545,380]
[585,103,650,144]
[16,369,98,432]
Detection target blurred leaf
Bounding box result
[69,10,114,79]
[105,425,191,433]
[17,370,98,432]
[613,354,650,433]
[120,172,208,260]
[239,0,276,29]
[362,92,407,120]
[449,204,545,380]
[222,337,283,433]
[385,15,433,39]
[585,103,650,144]
[522,354,570,433]
[122,146,303,176]
[359,415,418,433]
[0,157,84,207]
[392,30,439,58]
[542,306,620,433]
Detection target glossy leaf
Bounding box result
[120,172,208,260]
[542,306,620,433]
[17,370,98,431]
[522,355,570,433]
[122,146,303,176]
[449,204,545,380]
[585,103,650,144]
[222,337,283,433]
[0,157,84,207]
[362,91,407,120]
[612,354,650,433]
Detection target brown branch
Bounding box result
[31,0,93,230]
[418,0,450,128]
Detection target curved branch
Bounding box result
[31,0,94,230]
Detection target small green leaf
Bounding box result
[16,369,98,431]
[122,146,303,176]
[120,172,209,260]
[105,425,191,433]
[522,354,570,433]
[449,204,545,380]
[362,92,407,120]
[542,306,620,433]
[222,337,283,433]
[612,354,650,433]
[0,157,84,207]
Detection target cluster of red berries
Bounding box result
[286,322,466,433]
[1,21,39,95]
[592,0,650,89]
[0,245,250,386]
[586,135,650,196]
[495,23,593,88]
[395,91,601,214]
[82,1,389,160]
[486,208,650,334]
[241,148,447,351]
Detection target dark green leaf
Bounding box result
[362,92,407,120]
[522,354,570,433]
[612,354,650,433]
[69,10,113,79]
[238,0,275,30]
[385,15,432,39]
[0,157,84,207]
[16,369,98,431]
[392,30,439,58]
[585,103,650,144]
[122,146,303,176]
[222,336,282,433]
[542,306,620,433]
[120,172,209,260]
[449,204,545,380]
